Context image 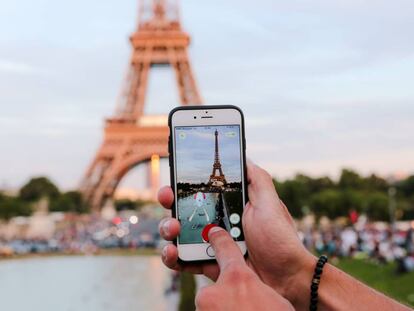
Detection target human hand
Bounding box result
[158,161,315,307]
[195,226,294,311]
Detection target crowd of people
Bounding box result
[0,213,161,256]
[1,209,414,275]
[299,221,414,273]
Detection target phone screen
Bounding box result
[174,124,245,244]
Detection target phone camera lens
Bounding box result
[194,116,197,119]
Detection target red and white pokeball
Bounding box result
[194,191,206,207]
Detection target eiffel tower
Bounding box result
[208,129,227,186]
[81,0,202,210]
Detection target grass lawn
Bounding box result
[336,258,414,308]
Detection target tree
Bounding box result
[397,175,414,197]
[310,190,344,219]
[364,174,388,192]
[338,169,363,189]
[114,198,149,211]
[275,178,309,218]
[19,177,60,202]
[0,195,32,220]
[50,191,89,213]
[364,191,389,221]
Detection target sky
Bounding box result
[175,125,242,184]
[1,0,414,191]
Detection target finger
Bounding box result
[161,244,220,281]
[158,186,174,209]
[159,217,180,241]
[162,244,180,270]
[208,227,245,272]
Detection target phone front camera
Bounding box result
[194,116,197,119]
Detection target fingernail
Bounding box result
[208,226,224,239]
[162,219,171,236]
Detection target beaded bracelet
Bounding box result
[309,255,328,311]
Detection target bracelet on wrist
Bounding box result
[309,255,328,311]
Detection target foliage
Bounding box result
[276,169,414,221]
[114,198,150,211]
[19,177,60,202]
[49,191,89,213]
[0,194,32,220]
[0,176,90,219]
[178,272,196,311]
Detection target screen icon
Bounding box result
[230,227,241,238]
[229,213,240,225]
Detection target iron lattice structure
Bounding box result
[81,0,202,210]
[209,130,227,185]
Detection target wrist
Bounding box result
[281,251,316,310]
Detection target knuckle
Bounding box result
[195,286,217,309]
[158,218,168,234]
[261,169,273,182]
[225,263,254,283]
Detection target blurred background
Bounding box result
[1,0,414,310]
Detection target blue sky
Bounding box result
[1,0,414,190]
[175,126,241,184]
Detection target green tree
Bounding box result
[364,174,388,192]
[275,178,309,218]
[50,191,89,213]
[0,195,32,220]
[19,177,60,202]
[364,191,389,221]
[114,198,150,211]
[397,175,414,197]
[339,169,363,189]
[310,189,344,219]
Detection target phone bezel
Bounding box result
[168,105,248,262]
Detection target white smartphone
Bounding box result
[168,105,248,262]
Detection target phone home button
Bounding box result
[206,245,215,258]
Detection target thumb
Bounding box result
[246,161,279,207]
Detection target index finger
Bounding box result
[208,227,245,272]
[158,186,174,209]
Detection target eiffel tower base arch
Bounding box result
[82,122,169,210]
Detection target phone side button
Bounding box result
[206,245,215,258]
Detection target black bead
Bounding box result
[309,256,328,311]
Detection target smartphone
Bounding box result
[168,105,248,262]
